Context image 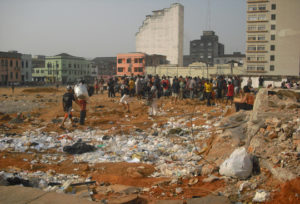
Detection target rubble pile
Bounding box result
[199,88,300,202]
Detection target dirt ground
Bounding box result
[0,86,299,203]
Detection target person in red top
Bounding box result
[161,76,169,98]
[77,99,87,125]
[226,81,234,105]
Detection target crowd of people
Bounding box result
[93,75,257,115]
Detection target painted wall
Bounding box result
[136,3,184,66]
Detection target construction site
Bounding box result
[0,86,299,204]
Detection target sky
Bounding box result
[0,0,246,59]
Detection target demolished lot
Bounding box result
[0,87,299,203]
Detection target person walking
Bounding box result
[60,85,76,128]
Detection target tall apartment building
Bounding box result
[0,51,22,85]
[246,0,300,76]
[136,3,184,66]
[190,31,224,66]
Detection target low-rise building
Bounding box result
[0,51,22,85]
[21,54,33,82]
[117,53,167,76]
[32,53,93,84]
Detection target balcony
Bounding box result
[246,50,268,53]
[247,60,268,63]
[247,10,268,13]
[247,40,268,43]
[247,30,268,33]
[247,0,269,3]
[246,69,267,73]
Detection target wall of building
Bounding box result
[136,3,184,66]
[21,54,32,82]
[117,53,146,76]
[145,63,245,79]
[272,0,300,76]
[246,0,300,76]
[0,52,22,85]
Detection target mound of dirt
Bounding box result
[22,87,58,93]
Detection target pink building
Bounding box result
[117,53,145,76]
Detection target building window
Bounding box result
[47,63,52,68]
[22,61,24,68]
[257,45,265,51]
[257,55,265,61]
[248,46,256,51]
[118,67,124,72]
[134,58,138,63]
[69,64,71,68]
[248,25,256,31]
[270,45,275,51]
[74,64,76,68]
[10,60,13,67]
[248,5,257,11]
[258,14,266,20]
[26,61,28,68]
[257,66,264,71]
[118,59,122,64]
[36,70,39,73]
[247,66,256,71]
[258,4,266,11]
[207,42,212,46]
[41,70,44,73]
[257,35,265,41]
[10,72,13,79]
[126,58,131,63]
[271,4,276,10]
[16,72,18,79]
[270,65,275,71]
[271,24,276,30]
[271,14,276,20]
[270,55,275,61]
[248,35,256,40]
[48,71,52,74]
[248,15,257,21]
[26,72,28,79]
[257,25,266,31]
[139,58,144,63]
[247,55,256,61]
[208,55,212,59]
[200,43,204,47]
[271,35,275,40]
[16,61,18,67]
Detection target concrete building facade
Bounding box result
[0,51,22,85]
[190,31,224,66]
[214,52,246,65]
[136,3,184,66]
[92,57,117,77]
[246,0,300,76]
[21,54,32,82]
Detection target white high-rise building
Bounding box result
[246,0,300,76]
[136,3,184,66]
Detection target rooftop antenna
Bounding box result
[205,0,211,30]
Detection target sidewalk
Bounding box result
[0,186,95,204]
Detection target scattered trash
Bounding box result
[63,139,96,154]
[252,190,269,202]
[219,147,253,179]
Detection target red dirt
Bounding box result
[267,177,300,204]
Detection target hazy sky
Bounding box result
[0,0,246,58]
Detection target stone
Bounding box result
[252,190,269,202]
[202,175,219,183]
[186,195,231,204]
[156,200,183,204]
[268,131,277,139]
[201,164,214,176]
[175,187,183,194]
[271,155,280,164]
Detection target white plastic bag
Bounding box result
[74,83,89,100]
[219,147,253,179]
